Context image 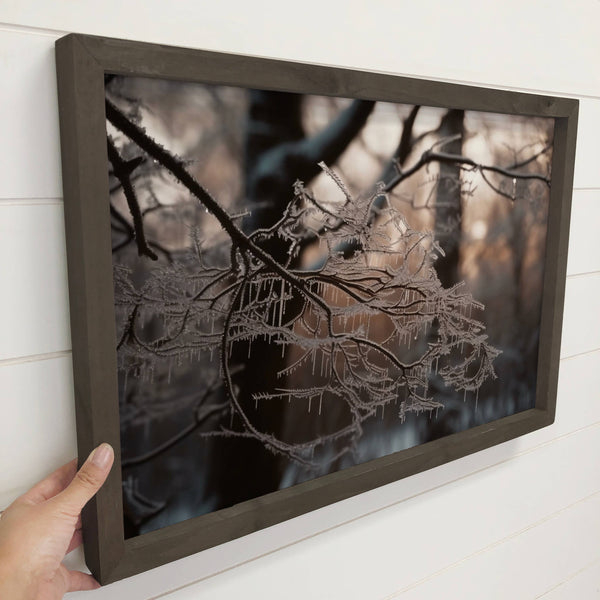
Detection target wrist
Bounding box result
[0,554,34,600]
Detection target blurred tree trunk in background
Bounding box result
[423,109,467,442]
[206,91,375,506]
[433,109,465,288]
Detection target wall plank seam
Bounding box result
[381,488,600,600]
[566,271,600,280]
[535,557,600,599]
[0,22,65,37]
[0,198,63,205]
[0,350,71,367]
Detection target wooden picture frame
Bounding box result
[55,33,578,584]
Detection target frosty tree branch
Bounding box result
[106,137,158,260]
[107,97,507,468]
[385,147,551,195]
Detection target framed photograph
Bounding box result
[55,33,578,583]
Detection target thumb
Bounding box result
[54,443,114,514]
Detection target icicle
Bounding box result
[318,395,323,415]
[279,279,285,327]
[122,368,129,399]
[269,278,276,302]
[308,396,312,413]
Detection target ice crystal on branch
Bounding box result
[114,163,500,468]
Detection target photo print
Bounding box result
[105,75,554,537]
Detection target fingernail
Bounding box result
[90,443,113,469]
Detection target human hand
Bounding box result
[0,443,114,599]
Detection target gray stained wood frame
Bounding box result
[55,33,578,584]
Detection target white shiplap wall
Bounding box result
[1,2,599,598]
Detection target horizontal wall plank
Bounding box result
[573,99,600,190]
[0,355,76,509]
[0,202,71,360]
[0,29,62,199]
[567,190,600,276]
[538,558,600,599]
[390,491,600,599]
[561,273,600,358]
[118,424,600,600]
[554,350,600,432]
[1,1,600,97]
